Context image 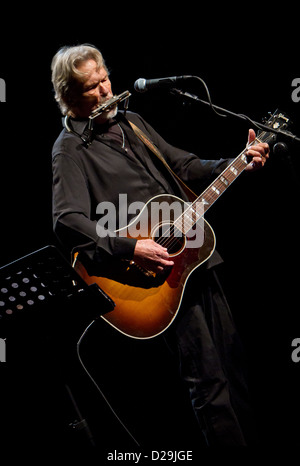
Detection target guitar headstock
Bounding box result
[259,110,291,144]
[264,110,290,129]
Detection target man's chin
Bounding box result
[95,104,118,124]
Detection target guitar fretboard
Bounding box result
[170,109,290,236]
[175,138,260,234]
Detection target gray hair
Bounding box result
[51,44,107,115]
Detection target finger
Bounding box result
[246,146,268,160]
[251,143,269,156]
[156,258,174,274]
[245,157,264,171]
[153,248,170,261]
[252,156,265,165]
[246,149,264,159]
[248,128,256,144]
[151,246,174,266]
[154,251,174,265]
[160,258,174,267]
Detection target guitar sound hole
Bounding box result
[152,223,186,256]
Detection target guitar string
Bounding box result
[154,131,274,252]
[155,149,249,251]
[145,132,266,253]
[158,129,276,252]
[161,125,282,253]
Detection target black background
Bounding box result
[1,7,300,460]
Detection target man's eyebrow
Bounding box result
[84,81,99,89]
[83,74,108,90]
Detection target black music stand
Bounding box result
[0,244,115,449]
[0,244,114,331]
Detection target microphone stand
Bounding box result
[171,87,300,185]
[171,88,300,144]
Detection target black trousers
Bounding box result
[64,266,255,449]
[168,267,253,446]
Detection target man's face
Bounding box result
[70,59,115,122]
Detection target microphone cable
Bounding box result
[192,75,227,118]
[76,319,141,448]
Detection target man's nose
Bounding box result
[98,82,110,97]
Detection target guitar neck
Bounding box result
[175,135,271,234]
[198,147,250,213]
[173,108,291,235]
[197,128,278,217]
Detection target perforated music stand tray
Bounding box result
[0,244,114,337]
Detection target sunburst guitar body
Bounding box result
[74,194,215,339]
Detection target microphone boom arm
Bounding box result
[171,88,300,144]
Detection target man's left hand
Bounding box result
[245,128,270,171]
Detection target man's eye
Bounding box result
[83,85,97,94]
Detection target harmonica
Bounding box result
[89,90,131,120]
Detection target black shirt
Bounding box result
[52,111,229,268]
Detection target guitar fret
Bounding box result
[211,186,220,195]
[230,165,238,176]
[184,213,193,225]
[191,206,201,221]
[175,112,289,237]
[220,175,229,186]
[177,200,205,234]
[241,153,248,164]
[180,211,196,233]
[199,153,248,214]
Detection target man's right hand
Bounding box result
[133,239,174,274]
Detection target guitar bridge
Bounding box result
[127,260,156,278]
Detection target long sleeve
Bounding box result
[52,112,230,270]
[52,140,137,264]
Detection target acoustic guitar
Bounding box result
[74,111,289,339]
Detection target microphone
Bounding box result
[134,75,192,93]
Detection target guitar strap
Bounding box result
[128,121,197,202]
